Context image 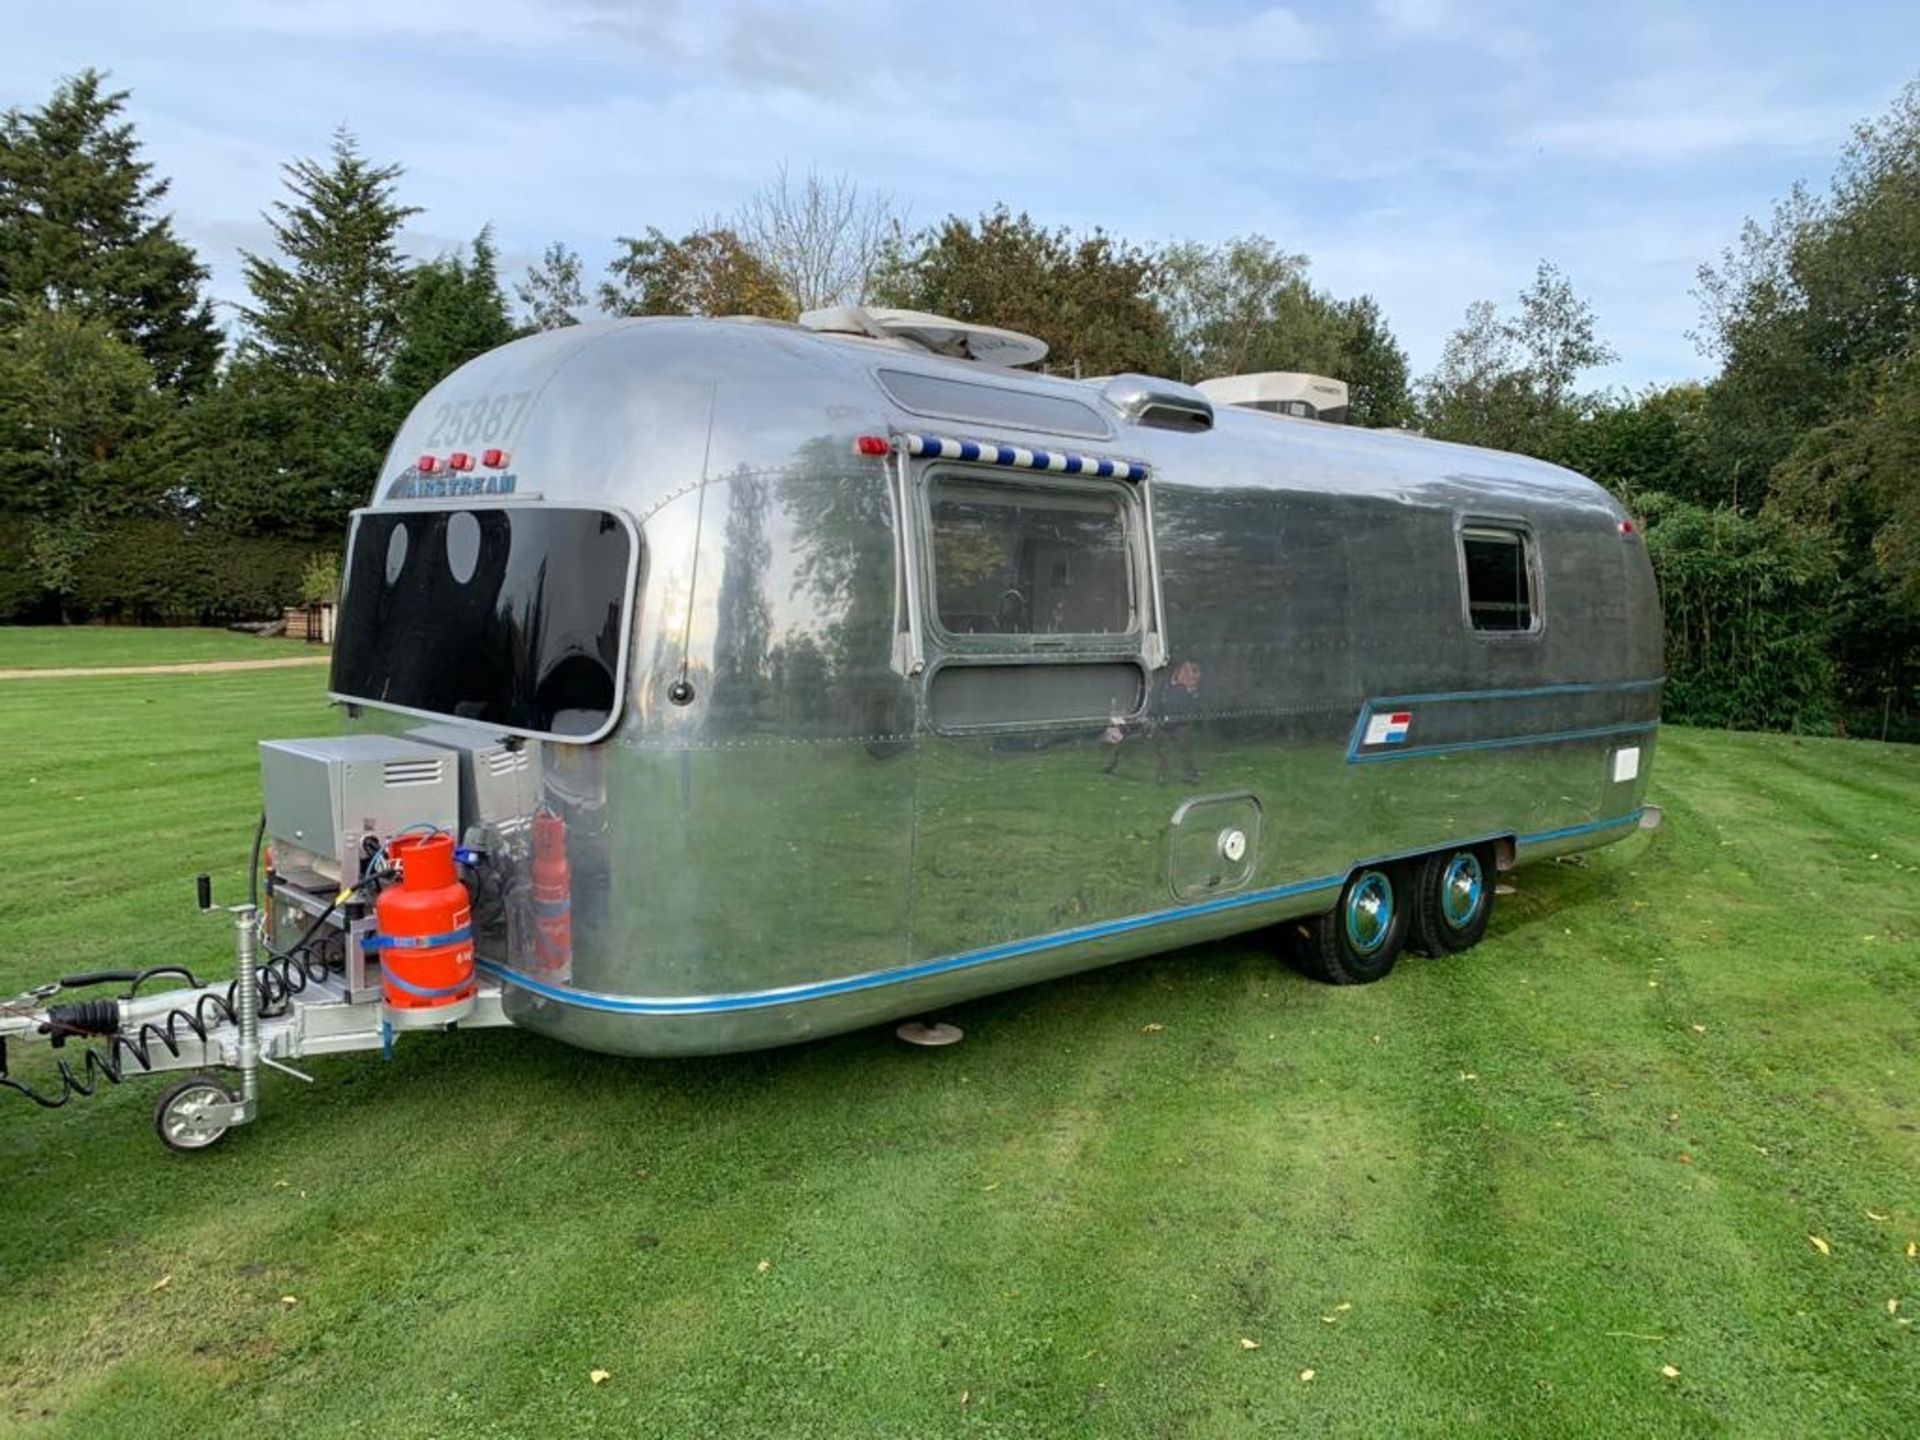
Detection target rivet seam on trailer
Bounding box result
[897,432,1149,481]
[478,810,1645,1017]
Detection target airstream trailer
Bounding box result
[328,309,1661,1054]
[2,309,1662,1145]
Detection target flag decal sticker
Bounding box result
[1363,711,1413,746]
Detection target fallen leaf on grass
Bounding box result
[1908,1240,1917,1259]
[1676,1153,1692,1165]
[589,1370,611,1385]
[1866,1210,1890,1222]
[960,1390,971,1406]
[279,1295,298,1305]
[1141,1023,1164,1034]
[756,1259,772,1274]
[151,1275,172,1292]
[1238,1338,1259,1350]
[1299,1369,1316,1383]
[981,1181,999,1192]
[1660,1364,1680,1379]
[1690,1024,1707,1035]
[1808,1236,1831,1256]
[1889,1299,1900,1314]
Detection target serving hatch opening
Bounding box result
[331,505,639,744]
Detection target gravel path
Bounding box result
[0,656,331,680]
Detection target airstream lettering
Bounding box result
[1,309,1663,1145]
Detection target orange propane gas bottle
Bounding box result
[375,833,476,1025]
[530,810,572,978]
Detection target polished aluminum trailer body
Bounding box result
[336,317,1662,1056]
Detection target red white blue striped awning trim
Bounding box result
[898,432,1148,481]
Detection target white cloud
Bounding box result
[1526,69,1858,163]
[1372,0,1456,36]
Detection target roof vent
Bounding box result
[1195,372,1349,425]
[1099,374,1214,433]
[798,306,1048,368]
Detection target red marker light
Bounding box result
[448,451,474,472]
[854,435,891,457]
[417,455,440,473]
[1619,518,1637,535]
[481,448,508,468]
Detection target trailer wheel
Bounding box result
[1295,866,1409,984]
[1410,846,1495,956]
[154,1075,238,1154]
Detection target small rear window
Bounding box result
[1460,526,1537,633]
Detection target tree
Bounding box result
[388,228,515,412]
[1154,238,1411,424]
[1333,295,1413,429]
[1694,80,1920,734]
[1154,235,1322,381]
[0,304,164,611]
[1556,383,1716,505]
[874,207,1170,376]
[736,165,897,311]
[237,129,419,387]
[601,226,794,320]
[0,70,220,392]
[516,240,587,330]
[1419,262,1615,454]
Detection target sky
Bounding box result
[7,0,1917,389]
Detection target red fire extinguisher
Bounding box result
[376,833,476,1024]
[530,810,572,978]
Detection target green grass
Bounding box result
[0,626,315,669]
[1,663,1916,1438]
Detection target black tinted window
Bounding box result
[332,508,634,740]
[930,480,1134,636]
[1461,527,1535,632]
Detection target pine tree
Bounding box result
[388,227,516,412]
[0,69,220,392]
[238,129,419,388]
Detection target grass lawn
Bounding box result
[0,625,316,670]
[1,661,1915,1438]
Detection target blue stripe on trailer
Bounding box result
[1345,677,1667,764]
[898,432,1147,481]
[479,807,1646,1018]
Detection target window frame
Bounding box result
[1454,515,1544,640]
[329,499,642,745]
[910,461,1164,730]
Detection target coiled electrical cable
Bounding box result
[0,827,388,1111]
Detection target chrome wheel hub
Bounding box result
[1441,854,1484,929]
[1345,871,1394,954]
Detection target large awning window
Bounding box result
[331,505,638,742]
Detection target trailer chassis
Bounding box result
[1,898,508,1151]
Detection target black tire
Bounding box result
[1293,865,1410,985]
[154,1075,238,1154]
[1410,845,1496,956]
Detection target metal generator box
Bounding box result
[259,736,459,868]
